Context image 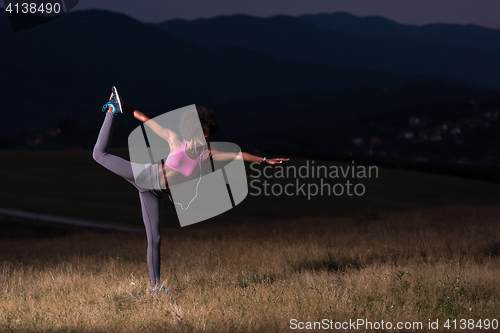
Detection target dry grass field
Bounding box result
[1,205,500,332]
[1,150,500,332]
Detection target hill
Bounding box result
[156,14,500,89]
[300,12,500,56]
[0,9,445,136]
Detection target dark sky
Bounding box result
[73,0,500,29]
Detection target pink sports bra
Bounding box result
[165,140,205,178]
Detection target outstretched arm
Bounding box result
[210,149,289,164]
[123,101,180,146]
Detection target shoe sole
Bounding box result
[112,86,124,114]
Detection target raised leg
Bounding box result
[92,112,142,189]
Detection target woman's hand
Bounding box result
[236,152,291,164]
[265,158,290,165]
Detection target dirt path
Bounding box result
[0,207,144,239]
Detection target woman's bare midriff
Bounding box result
[158,163,195,193]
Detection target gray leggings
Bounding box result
[93,112,166,287]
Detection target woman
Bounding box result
[93,87,289,292]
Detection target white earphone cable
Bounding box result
[168,144,205,211]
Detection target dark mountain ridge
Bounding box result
[0,9,456,136]
[157,13,500,89]
[300,12,500,55]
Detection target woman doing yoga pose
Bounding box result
[93,87,289,292]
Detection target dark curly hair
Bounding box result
[179,105,220,140]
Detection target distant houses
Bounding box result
[349,106,499,165]
[351,137,363,147]
[399,131,414,140]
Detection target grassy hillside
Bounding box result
[0,149,499,227]
[1,206,499,332]
[1,150,500,332]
